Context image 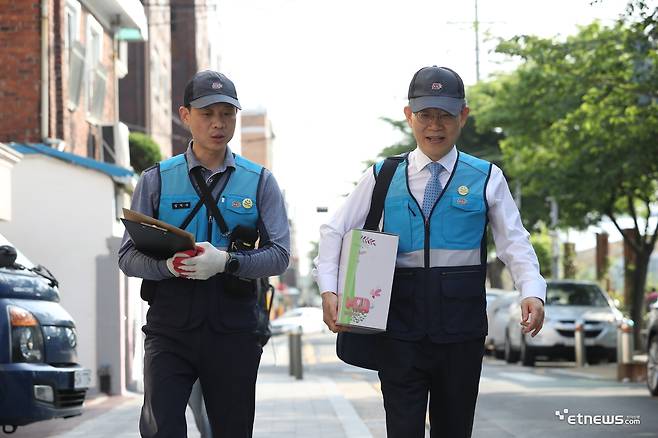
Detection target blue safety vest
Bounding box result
[158,154,262,248]
[144,153,263,332]
[374,151,492,343]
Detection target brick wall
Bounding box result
[0,1,118,160]
[0,0,43,143]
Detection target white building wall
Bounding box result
[0,144,22,221]
[0,154,122,391]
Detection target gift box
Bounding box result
[336,229,398,333]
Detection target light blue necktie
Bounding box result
[422,162,443,220]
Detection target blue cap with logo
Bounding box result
[408,66,465,116]
[184,70,242,110]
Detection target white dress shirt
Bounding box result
[314,146,546,302]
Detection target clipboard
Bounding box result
[121,208,196,259]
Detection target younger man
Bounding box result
[119,70,290,438]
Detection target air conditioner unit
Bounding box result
[101,122,131,170]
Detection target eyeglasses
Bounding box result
[413,110,456,126]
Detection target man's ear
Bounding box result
[459,106,470,128]
[179,106,191,129]
[403,106,413,127]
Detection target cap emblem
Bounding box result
[211,82,223,89]
[431,82,443,90]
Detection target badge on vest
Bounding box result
[457,185,469,196]
[171,202,191,209]
[242,198,253,209]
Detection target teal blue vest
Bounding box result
[377,151,491,268]
[157,154,262,249]
[373,151,492,343]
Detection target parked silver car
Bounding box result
[504,280,622,366]
[646,301,658,396]
[485,289,518,358]
[270,307,326,336]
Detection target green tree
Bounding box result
[471,20,658,342]
[129,132,162,173]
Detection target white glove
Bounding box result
[177,242,228,281]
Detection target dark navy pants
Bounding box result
[139,323,262,438]
[377,336,485,438]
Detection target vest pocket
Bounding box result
[217,279,258,331]
[441,195,486,245]
[440,268,486,335]
[146,278,192,328]
[386,271,416,334]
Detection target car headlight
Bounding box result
[8,305,45,363]
[64,327,77,349]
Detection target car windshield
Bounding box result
[546,284,608,307]
[0,233,35,269]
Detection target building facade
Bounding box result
[119,0,173,158]
[170,0,211,155]
[0,0,147,395]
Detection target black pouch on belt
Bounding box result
[225,225,258,295]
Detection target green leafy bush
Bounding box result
[129,132,162,173]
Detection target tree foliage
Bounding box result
[470,17,658,338]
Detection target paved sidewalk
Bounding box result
[254,368,374,438]
[44,333,383,438]
[44,368,377,438]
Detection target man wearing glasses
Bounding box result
[316,66,546,437]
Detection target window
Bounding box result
[545,284,608,307]
[65,0,83,109]
[86,15,104,121]
[64,0,80,50]
[116,40,128,79]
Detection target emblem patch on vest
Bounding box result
[172,202,191,209]
[457,185,469,196]
[231,200,241,208]
[242,198,253,209]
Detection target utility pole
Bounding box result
[446,0,497,82]
[548,197,560,279]
[474,0,480,81]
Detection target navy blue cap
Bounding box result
[408,66,465,116]
[183,70,241,110]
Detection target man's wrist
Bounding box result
[224,252,241,274]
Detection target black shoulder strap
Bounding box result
[177,169,222,231]
[363,156,404,231]
[189,167,230,234]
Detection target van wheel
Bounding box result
[648,334,658,397]
[504,332,519,363]
[520,335,535,367]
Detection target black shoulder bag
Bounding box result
[335,155,404,371]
